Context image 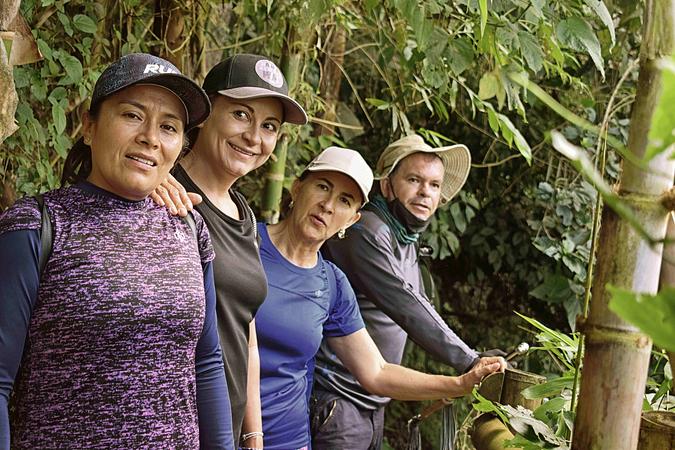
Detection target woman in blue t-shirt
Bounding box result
[254,147,506,450]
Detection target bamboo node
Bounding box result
[660,186,675,211]
[266,173,285,182]
[579,322,652,349]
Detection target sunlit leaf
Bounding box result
[645,55,675,160]
[478,72,500,100]
[522,375,574,399]
[584,0,615,45]
[479,0,488,37]
[608,286,675,352]
[498,114,532,164]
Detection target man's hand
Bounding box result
[150,173,202,217]
[459,356,507,392]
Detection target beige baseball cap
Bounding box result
[375,134,471,205]
[304,146,374,205]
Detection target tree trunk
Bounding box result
[153,0,189,70]
[313,25,346,137]
[260,25,304,224]
[0,0,20,144]
[659,210,675,394]
[571,1,675,449]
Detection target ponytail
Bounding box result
[60,139,92,186]
[61,103,102,187]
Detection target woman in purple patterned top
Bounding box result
[0,53,233,449]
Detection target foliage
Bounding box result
[608,286,675,353]
[1,0,654,447]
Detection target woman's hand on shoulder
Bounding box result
[150,173,202,217]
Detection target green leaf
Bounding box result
[646,55,675,160]
[73,14,98,34]
[37,39,52,60]
[479,0,488,37]
[366,98,390,110]
[518,31,544,72]
[472,388,509,423]
[556,17,604,78]
[12,67,31,89]
[584,0,615,45]
[60,54,83,84]
[502,404,568,446]
[487,107,499,135]
[445,37,474,76]
[450,202,467,233]
[52,104,67,134]
[30,79,48,101]
[478,72,500,100]
[533,396,567,422]
[497,114,532,164]
[522,375,574,399]
[608,286,675,352]
[57,12,73,37]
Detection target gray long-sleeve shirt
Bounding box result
[314,208,479,410]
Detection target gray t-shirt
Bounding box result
[174,166,267,438]
[315,208,478,410]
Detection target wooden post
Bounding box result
[571,1,675,449]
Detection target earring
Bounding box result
[289,200,295,209]
[337,228,346,239]
[84,137,91,145]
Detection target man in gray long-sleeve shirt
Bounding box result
[311,134,496,449]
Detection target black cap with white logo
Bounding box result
[202,54,308,125]
[91,53,210,130]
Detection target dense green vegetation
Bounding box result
[2,1,672,448]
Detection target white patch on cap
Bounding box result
[255,60,284,88]
[143,64,178,74]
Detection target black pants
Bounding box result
[310,387,385,450]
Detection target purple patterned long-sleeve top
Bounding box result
[0,183,233,449]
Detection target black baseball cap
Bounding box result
[202,54,308,125]
[90,53,210,130]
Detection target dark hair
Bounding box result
[60,102,102,186]
[61,102,191,186]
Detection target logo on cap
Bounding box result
[255,60,284,88]
[143,64,178,74]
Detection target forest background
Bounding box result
[1,0,672,448]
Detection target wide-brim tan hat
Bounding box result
[375,134,471,205]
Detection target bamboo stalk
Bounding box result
[571,1,675,449]
[260,24,304,224]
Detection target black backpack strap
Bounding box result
[35,194,53,276]
[245,202,258,240]
[182,211,198,241]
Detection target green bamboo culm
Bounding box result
[260,25,304,224]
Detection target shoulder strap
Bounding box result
[182,211,198,240]
[35,194,53,276]
[245,202,258,240]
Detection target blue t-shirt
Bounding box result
[256,224,364,450]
